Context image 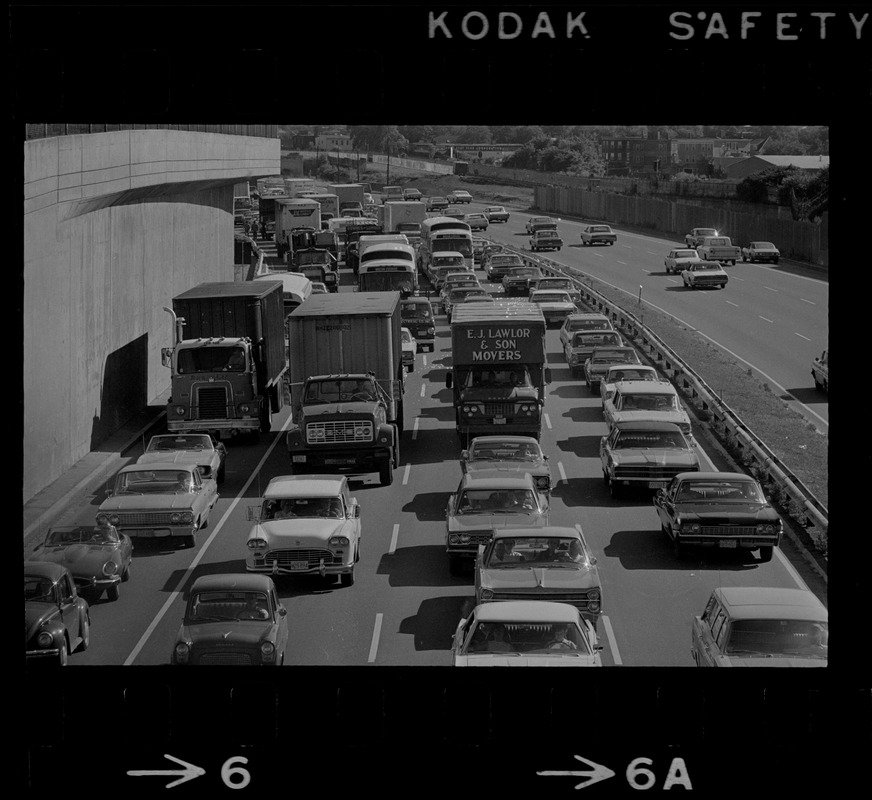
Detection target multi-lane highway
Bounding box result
[34,200,827,667]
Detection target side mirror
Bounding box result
[352,505,361,518]
[445,373,453,389]
[160,347,173,368]
[105,488,114,498]
[278,605,288,616]
[246,506,262,522]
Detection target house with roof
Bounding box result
[721,154,829,180]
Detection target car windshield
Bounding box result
[433,256,465,268]
[674,250,697,258]
[147,434,212,452]
[46,527,119,545]
[25,575,55,601]
[675,480,765,502]
[619,393,678,411]
[697,229,717,235]
[591,226,611,232]
[485,536,589,568]
[188,591,272,622]
[569,318,611,331]
[490,257,523,267]
[614,430,687,449]
[402,303,431,319]
[695,263,720,271]
[591,350,638,365]
[464,367,531,388]
[114,469,195,494]
[607,368,657,383]
[534,292,572,303]
[487,207,504,212]
[261,497,344,519]
[572,332,621,347]
[725,619,827,658]
[464,620,590,655]
[471,441,540,462]
[304,378,377,404]
[177,345,246,374]
[754,242,775,248]
[402,330,413,343]
[540,280,572,290]
[456,489,538,514]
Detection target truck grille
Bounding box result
[197,386,229,419]
[484,403,513,416]
[306,420,373,444]
[265,549,337,567]
[112,512,180,526]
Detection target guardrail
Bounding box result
[494,241,828,542]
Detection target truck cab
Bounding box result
[293,248,339,292]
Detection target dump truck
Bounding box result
[446,301,548,443]
[162,281,288,441]
[286,292,405,485]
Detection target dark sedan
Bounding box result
[25,561,91,666]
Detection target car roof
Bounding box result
[24,560,70,579]
[190,573,276,592]
[615,380,676,393]
[613,420,684,432]
[474,600,582,624]
[713,587,827,622]
[460,471,536,489]
[676,471,755,482]
[566,313,609,321]
[265,475,347,497]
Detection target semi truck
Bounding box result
[329,183,366,215]
[383,201,427,248]
[162,281,288,441]
[275,198,321,258]
[446,301,548,443]
[286,292,405,486]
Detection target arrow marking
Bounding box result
[128,753,206,788]
[537,754,615,789]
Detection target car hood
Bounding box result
[32,544,116,576]
[480,566,599,591]
[611,410,689,426]
[180,622,275,647]
[137,451,213,468]
[253,519,346,543]
[455,653,600,667]
[301,402,377,419]
[717,655,827,667]
[26,602,60,641]
[99,494,198,512]
[467,461,547,477]
[610,449,698,468]
[448,513,546,534]
[675,503,781,523]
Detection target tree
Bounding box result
[457,126,492,144]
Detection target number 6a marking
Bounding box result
[222,756,252,789]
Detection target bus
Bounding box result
[419,216,473,274]
[357,242,418,296]
[254,271,313,317]
[328,216,382,263]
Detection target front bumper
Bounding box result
[168,418,259,435]
[289,446,391,473]
[676,532,782,550]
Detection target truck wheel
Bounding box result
[394,437,401,472]
[449,555,464,576]
[379,456,394,486]
[758,546,773,563]
[773,258,779,264]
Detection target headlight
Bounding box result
[426,327,435,335]
[260,642,276,658]
[108,514,120,526]
[535,476,550,490]
[681,522,701,534]
[174,642,190,660]
[757,524,776,535]
[102,561,118,577]
[37,631,54,648]
[449,534,460,544]
[247,538,268,550]
[96,514,109,525]
[588,589,601,603]
[171,511,194,524]
[239,404,251,414]
[480,589,494,600]
[329,536,350,546]
[354,426,368,437]
[310,428,325,440]
[174,406,186,416]
[459,534,471,544]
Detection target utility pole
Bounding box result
[386,140,391,185]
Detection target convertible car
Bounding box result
[31,524,133,601]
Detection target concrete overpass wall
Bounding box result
[23,130,280,502]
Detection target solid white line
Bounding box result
[759,316,775,323]
[544,412,552,429]
[412,416,420,440]
[368,613,383,663]
[389,523,400,554]
[602,615,622,665]
[795,332,812,341]
[402,463,411,485]
[800,297,816,305]
[764,286,779,292]
[725,300,740,307]
[124,414,294,665]
[557,461,567,483]
[422,354,428,367]
[617,260,627,265]
[420,384,426,398]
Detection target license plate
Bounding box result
[648,481,668,489]
[325,458,355,465]
[719,539,738,548]
[493,418,506,424]
[292,455,307,463]
[137,529,171,538]
[289,561,309,571]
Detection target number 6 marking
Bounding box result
[222,756,251,789]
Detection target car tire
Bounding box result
[672,532,684,559]
[758,546,774,563]
[107,583,120,602]
[184,533,196,549]
[449,555,464,576]
[217,462,226,484]
[602,469,610,486]
[379,457,394,486]
[76,614,90,652]
[122,562,131,582]
[340,568,355,587]
[57,638,69,667]
[609,477,622,499]
[773,258,779,264]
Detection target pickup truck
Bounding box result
[685,227,718,249]
[696,236,741,265]
[811,349,828,392]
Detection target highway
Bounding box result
[39,205,828,667]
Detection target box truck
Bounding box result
[275,198,322,258]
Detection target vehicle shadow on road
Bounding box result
[378,544,470,589]
[398,594,472,650]
[602,529,761,572]
[401,491,452,522]
[554,434,602,460]
[560,404,608,423]
[547,383,594,399]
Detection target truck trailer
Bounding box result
[286,292,405,485]
[162,281,288,441]
[383,201,427,248]
[329,183,366,215]
[275,198,322,258]
[446,301,548,443]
